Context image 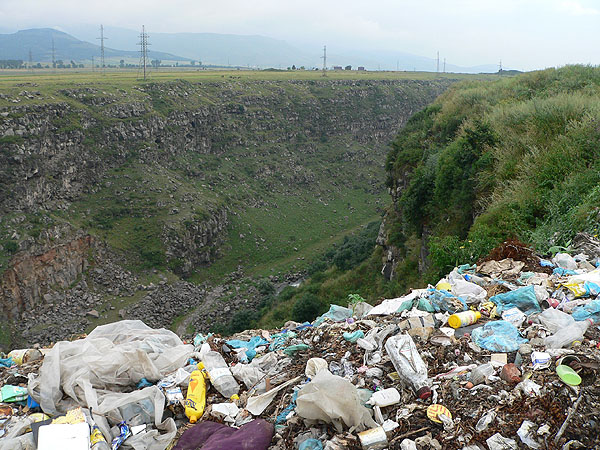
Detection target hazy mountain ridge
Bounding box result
[1,26,503,72]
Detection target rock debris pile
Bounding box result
[1,233,600,449]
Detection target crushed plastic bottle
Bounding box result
[201,351,240,399]
[544,319,592,349]
[384,334,432,399]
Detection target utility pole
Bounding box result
[51,38,56,72]
[499,59,503,75]
[321,45,327,77]
[443,58,446,73]
[137,25,150,80]
[436,51,439,73]
[97,24,107,74]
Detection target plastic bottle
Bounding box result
[448,311,481,329]
[544,319,592,349]
[201,351,240,399]
[367,388,400,407]
[464,273,488,287]
[185,366,207,423]
[384,334,432,399]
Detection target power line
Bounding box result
[51,38,56,72]
[97,24,107,74]
[321,45,327,77]
[137,25,150,80]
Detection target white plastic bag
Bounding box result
[28,320,192,450]
[296,370,377,432]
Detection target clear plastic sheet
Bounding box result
[27,320,192,449]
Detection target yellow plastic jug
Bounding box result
[185,366,207,423]
[448,310,481,329]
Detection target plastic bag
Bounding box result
[225,336,269,362]
[538,308,574,333]
[490,285,541,315]
[28,320,192,450]
[450,279,487,304]
[427,289,467,313]
[313,305,353,327]
[552,253,577,270]
[572,299,600,322]
[296,370,377,432]
[471,320,528,352]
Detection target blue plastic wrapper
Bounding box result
[471,320,528,352]
[299,438,324,450]
[111,421,132,450]
[427,289,467,313]
[490,285,541,315]
[572,299,600,323]
[226,336,269,362]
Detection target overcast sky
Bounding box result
[1,0,598,70]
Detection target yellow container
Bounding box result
[185,367,207,424]
[448,311,481,329]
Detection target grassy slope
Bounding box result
[384,65,600,281]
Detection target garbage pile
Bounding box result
[1,234,600,449]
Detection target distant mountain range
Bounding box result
[0,28,187,63]
[0,26,504,73]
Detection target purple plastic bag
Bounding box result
[173,419,274,450]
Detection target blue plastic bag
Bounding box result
[572,299,600,323]
[553,267,579,276]
[0,357,14,368]
[227,336,269,362]
[313,304,353,327]
[471,320,528,352]
[427,289,467,313]
[490,285,541,315]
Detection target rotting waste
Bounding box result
[0,233,600,449]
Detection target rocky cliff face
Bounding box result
[0,78,452,344]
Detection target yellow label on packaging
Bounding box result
[90,426,107,444]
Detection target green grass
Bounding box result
[385,64,600,282]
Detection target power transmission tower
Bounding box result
[436,51,439,73]
[28,49,33,72]
[499,59,503,75]
[321,45,327,77]
[97,24,107,74]
[137,25,150,80]
[51,38,56,72]
[443,58,446,73]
